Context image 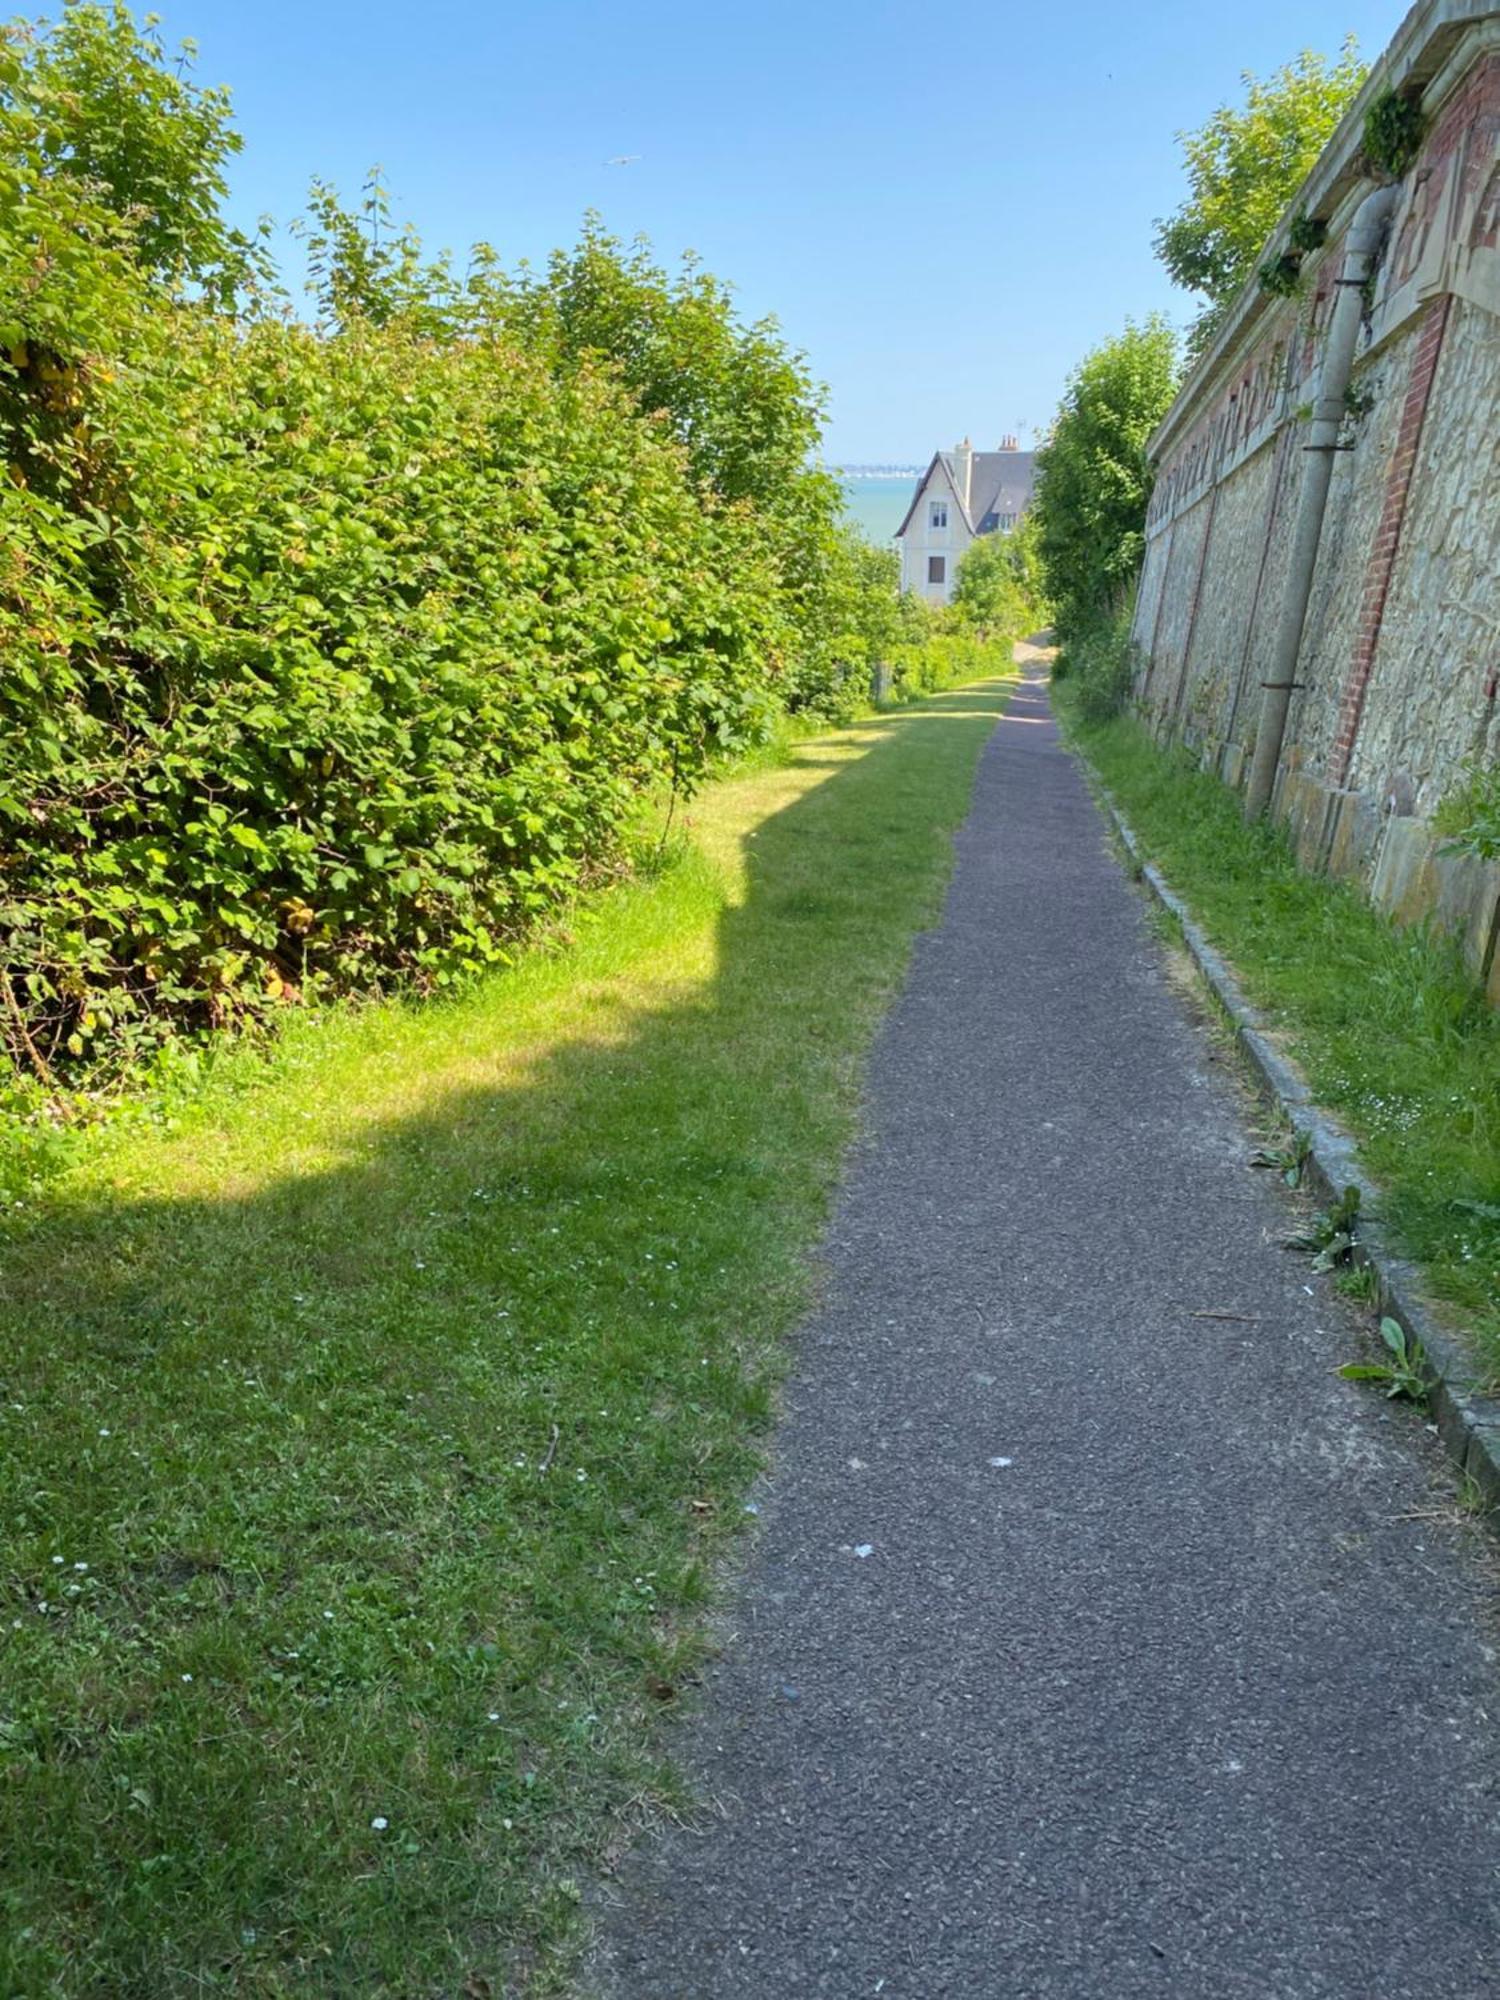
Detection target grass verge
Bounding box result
[1057,692,1500,1380]
[0,674,1011,1997]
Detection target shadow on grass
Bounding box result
[0,679,1010,1998]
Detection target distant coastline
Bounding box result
[838,469,917,545]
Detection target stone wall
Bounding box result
[1132,2,1500,1001]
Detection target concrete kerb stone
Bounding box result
[1100,792,1500,1518]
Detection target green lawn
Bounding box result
[0,674,1011,1997]
[1059,694,1500,1380]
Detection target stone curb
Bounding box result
[1099,793,1500,1516]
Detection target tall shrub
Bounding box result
[1031,318,1178,651]
[0,12,781,1079]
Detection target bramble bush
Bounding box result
[1,6,1026,1104]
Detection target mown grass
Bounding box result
[1059,693,1500,1377]
[0,674,1012,1997]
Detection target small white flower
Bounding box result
[371,1815,389,1831]
[181,1673,193,1682]
[487,1712,500,1722]
[74,1562,88,1573]
[98,1428,110,1438]
[323,1610,334,1620]
[51,1555,64,1566]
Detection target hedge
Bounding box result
[0,6,1028,1096]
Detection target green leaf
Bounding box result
[1379,1316,1410,1359]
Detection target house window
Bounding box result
[929,501,947,529]
[1000,513,1017,533]
[927,556,946,584]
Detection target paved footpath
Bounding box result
[595,669,1500,1999]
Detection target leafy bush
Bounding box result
[1435,762,1500,862]
[1057,608,1138,722]
[498,218,885,720]
[0,6,966,1090]
[505,218,823,515]
[950,519,1044,638]
[4,307,783,1072]
[1031,318,1178,649]
[888,629,992,702]
[1364,89,1428,182]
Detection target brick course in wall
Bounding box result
[1329,294,1453,785]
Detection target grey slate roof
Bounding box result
[895,448,1036,539]
[963,449,1035,529]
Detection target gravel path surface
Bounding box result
[593,667,1500,1999]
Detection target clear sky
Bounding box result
[111,0,1407,462]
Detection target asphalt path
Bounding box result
[594,666,1500,1999]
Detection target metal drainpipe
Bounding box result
[1244,183,1400,820]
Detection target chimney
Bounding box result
[952,436,973,509]
[999,433,1019,451]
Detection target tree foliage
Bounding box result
[1031,317,1179,648]
[507,219,825,512]
[0,1,268,309]
[1154,41,1367,355]
[951,516,1045,637]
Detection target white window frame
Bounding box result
[929,500,948,530]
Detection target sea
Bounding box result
[836,471,919,547]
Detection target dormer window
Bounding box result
[929,501,947,530]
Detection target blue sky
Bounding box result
[124,0,1404,461]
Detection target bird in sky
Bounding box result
[605,154,641,167]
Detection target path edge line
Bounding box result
[1096,788,1500,1515]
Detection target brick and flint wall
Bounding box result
[1132,2,1500,998]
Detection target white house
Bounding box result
[896,436,1036,605]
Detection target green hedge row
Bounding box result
[5,310,789,1068]
[0,7,1027,1093]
